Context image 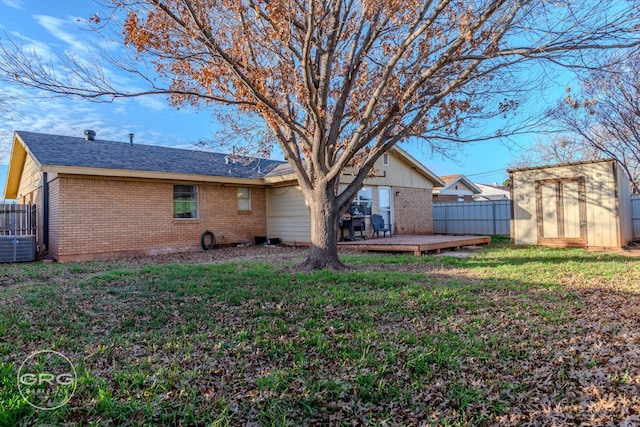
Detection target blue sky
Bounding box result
[0,0,572,197]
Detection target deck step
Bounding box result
[338,234,491,256]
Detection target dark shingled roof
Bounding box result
[17,131,287,179]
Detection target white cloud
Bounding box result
[0,87,129,163]
[8,30,53,58]
[3,11,173,117]
[1,0,24,9]
[33,14,122,55]
[0,10,215,171]
[33,15,90,55]
[136,95,168,112]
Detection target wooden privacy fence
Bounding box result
[433,200,511,236]
[0,204,37,236]
[633,195,640,239]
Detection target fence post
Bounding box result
[632,195,640,239]
[492,202,496,236]
[444,204,448,234]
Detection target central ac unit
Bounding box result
[0,235,37,263]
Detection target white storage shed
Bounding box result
[509,159,633,248]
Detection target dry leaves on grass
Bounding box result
[2,246,640,425]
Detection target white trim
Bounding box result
[378,186,393,229]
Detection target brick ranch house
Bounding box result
[4,130,445,262]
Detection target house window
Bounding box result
[382,153,389,166]
[173,185,198,218]
[238,187,251,210]
[457,195,465,202]
[351,186,373,216]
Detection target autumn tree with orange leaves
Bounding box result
[1,0,639,269]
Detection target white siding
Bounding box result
[511,160,629,248]
[266,150,440,240]
[266,186,311,243]
[437,181,476,197]
[266,185,380,242]
[17,154,42,202]
[341,151,435,190]
[616,165,633,245]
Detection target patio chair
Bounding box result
[371,214,391,238]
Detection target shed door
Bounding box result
[535,177,587,247]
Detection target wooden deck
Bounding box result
[337,234,491,256]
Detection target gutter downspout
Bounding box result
[42,172,49,250]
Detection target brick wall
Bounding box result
[53,176,267,262]
[393,187,434,234]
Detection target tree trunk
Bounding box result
[300,185,346,271]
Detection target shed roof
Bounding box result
[507,158,615,173]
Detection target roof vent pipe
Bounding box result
[84,130,96,141]
[128,133,134,145]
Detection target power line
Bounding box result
[465,168,507,177]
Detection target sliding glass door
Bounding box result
[378,187,392,229]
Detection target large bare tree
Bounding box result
[546,51,640,193]
[1,0,639,269]
[509,134,603,170]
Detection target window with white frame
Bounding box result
[173,185,198,218]
[350,186,373,216]
[237,187,251,210]
[382,153,389,166]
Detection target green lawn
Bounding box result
[1,240,639,426]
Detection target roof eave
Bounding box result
[460,177,482,194]
[440,175,482,194]
[507,158,615,173]
[42,165,266,185]
[262,173,298,185]
[4,133,36,199]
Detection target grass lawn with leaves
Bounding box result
[1,238,639,426]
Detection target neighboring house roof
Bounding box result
[433,174,481,195]
[474,194,509,201]
[473,183,511,201]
